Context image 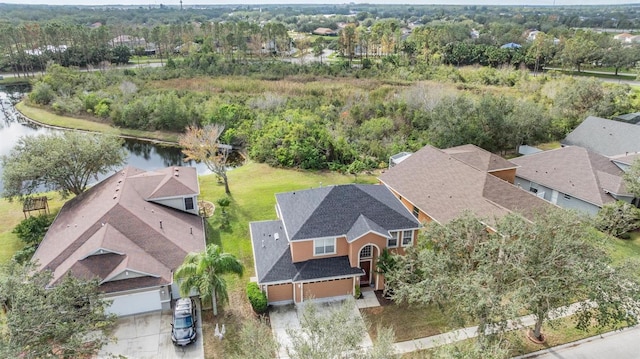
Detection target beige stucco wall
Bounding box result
[291,236,349,263]
[384,186,433,224]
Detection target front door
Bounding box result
[360,260,371,284]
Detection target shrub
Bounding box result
[12,214,55,264]
[246,282,268,314]
[29,82,55,105]
[13,214,55,247]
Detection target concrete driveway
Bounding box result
[270,298,373,359]
[98,300,204,359]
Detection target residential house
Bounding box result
[379,144,552,226]
[562,116,640,157]
[614,32,634,42]
[250,184,420,305]
[610,152,640,172]
[511,146,633,215]
[501,42,522,49]
[32,166,205,316]
[313,27,337,36]
[613,112,640,125]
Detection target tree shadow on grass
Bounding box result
[205,218,221,246]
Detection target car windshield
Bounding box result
[174,315,193,329]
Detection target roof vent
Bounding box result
[274,232,280,240]
[262,239,265,248]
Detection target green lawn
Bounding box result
[608,231,640,274]
[197,162,377,358]
[362,302,454,342]
[198,161,377,287]
[15,102,180,143]
[0,194,65,264]
[401,315,619,358]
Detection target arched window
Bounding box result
[360,245,372,259]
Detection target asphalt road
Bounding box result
[518,325,640,359]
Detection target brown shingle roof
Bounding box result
[379,145,551,224]
[511,146,630,207]
[33,166,205,294]
[442,144,517,172]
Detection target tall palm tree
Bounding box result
[174,244,244,316]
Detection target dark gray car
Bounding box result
[171,298,197,346]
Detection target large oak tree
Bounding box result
[1,131,126,199]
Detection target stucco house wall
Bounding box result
[514,177,601,216]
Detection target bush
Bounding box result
[29,82,55,105]
[12,214,55,247]
[12,214,55,264]
[246,282,268,314]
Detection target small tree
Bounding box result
[286,298,395,359]
[623,157,640,198]
[594,201,640,238]
[347,159,367,183]
[12,213,55,264]
[180,124,232,195]
[1,132,126,199]
[230,317,279,359]
[174,244,243,316]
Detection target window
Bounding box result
[184,197,194,210]
[563,194,572,200]
[402,230,413,246]
[388,231,399,247]
[529,187,538,194]
[314,238,336,256]
[412,206,420,218]
[360,245,372,259]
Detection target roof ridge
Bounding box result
[288,186,333,240]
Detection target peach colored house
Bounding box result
[250,184,420,305]
[379,144,552,226]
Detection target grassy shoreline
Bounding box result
[15,101,180,144]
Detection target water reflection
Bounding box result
[0,84,210,192]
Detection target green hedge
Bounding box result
[246,282,268,314]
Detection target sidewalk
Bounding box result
[393,302,585,354]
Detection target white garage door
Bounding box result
[106,289,162,316]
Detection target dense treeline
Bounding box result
[1,3,639,29]
[7,3,640,171]
[26,61,638,171]
[2,12,639,79]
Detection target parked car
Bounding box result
[171,298,197,346]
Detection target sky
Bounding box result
[1,0,640,6]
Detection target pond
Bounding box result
[0,84,210,193]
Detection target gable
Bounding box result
[32,166,206,293]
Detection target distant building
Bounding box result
[312,27,337,36]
